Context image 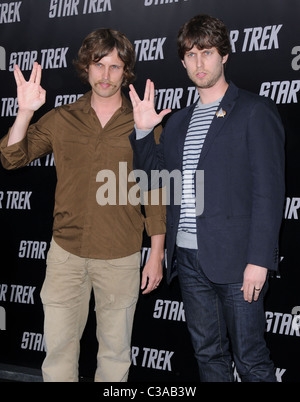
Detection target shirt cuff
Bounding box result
[0,131,28,169]
[144,215,166,237]
[135,124,153,139]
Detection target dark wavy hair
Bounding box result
[177,14,231,60]
[73,28,136,87]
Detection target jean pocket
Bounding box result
[46,238,71,265]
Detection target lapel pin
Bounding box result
[216,108,226,118]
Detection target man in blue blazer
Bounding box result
[129,15,285,381]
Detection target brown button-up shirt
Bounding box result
[0,91,166,259]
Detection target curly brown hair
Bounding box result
[177,14,231,60]
[73,28,136,87]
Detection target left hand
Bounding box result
[141,250,164,294]
[129,79,171,130]
[241,264,268,303]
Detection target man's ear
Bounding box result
[222,54,229,65]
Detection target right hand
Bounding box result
[129,79,171,130]
[14,62,46,113]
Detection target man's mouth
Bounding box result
[196,72,207,79]
[97,81,114,88]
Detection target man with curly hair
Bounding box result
[0,29,166,382]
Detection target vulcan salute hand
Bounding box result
[7,62,46,147]
[14,62,46,113]
[129,79,171,130]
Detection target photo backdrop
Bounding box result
[0,0,299,382]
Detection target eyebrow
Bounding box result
[185,47,214,53]
[93,61,124,66]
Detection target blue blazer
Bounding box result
[130,82,285,284]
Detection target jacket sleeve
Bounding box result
[246,97,285,270]
[130,125,166,236]
[129,125,164,179]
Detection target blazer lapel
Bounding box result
[173,104,196,170]
[198,82,239,166]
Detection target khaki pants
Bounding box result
[40,238,140,382]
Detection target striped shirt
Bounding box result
[176,97,222,249]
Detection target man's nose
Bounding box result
[101,66,110,80]
[196,54,203,68]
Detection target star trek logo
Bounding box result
[216,108,226,118]
[0,2,22,24]
[284,197,300,219]
[144,0,189,5]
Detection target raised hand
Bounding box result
[14,62,46,113]
[7,62,46,146]
[129,79,171,130]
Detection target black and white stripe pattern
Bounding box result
[177,99,221,244]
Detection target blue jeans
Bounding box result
[176,247,276,382]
